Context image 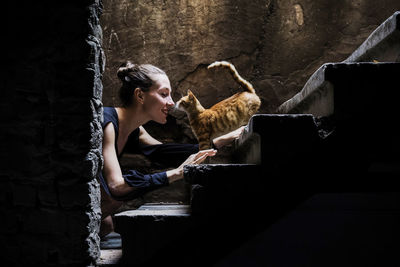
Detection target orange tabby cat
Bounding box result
[176,61,261,150]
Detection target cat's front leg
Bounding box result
[198,135,212,150]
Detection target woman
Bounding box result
[99,61,244,237]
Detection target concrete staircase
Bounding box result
[112,11,400,267]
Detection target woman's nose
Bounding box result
[166,96,175,107]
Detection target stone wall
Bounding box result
[100,0,400,142]
[0,1,104,266]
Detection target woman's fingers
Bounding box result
[193,153,209,164]
[179,149,217,169]
[194,149,216,159]
[198,149,216,154]
[189,149,217,164]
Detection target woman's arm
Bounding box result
[212,126,245,149]
[139,126,162,145]
[102,123,135,197]
[104,124,215,191]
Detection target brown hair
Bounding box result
[117,61,166,107]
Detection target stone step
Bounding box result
[276,12,399,117]
[184,163,311,218]
[344,11,400,63]
[97,249,122,266]
[114,204,191,266]
[274,12,400,175]
[233,114,320,166]
[276,62,399,117]
[276,63,400,174]
[114,204,194,266]
[114,203,259,266]
[183,108,398,221]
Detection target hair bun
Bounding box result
[117,61,136,82]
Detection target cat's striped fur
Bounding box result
[176,61,261,150]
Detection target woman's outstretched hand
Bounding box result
[166,149,217,183]
[212,126,245,149]
[165,126,246,183]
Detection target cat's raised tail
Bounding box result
[207,61,255,94]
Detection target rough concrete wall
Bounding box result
[100,0,399,142]
[0,1,104,266]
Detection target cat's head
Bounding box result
[175,89,204,114]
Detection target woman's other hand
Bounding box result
[212,126,245,149]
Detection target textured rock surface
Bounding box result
[100,0,400,142]
[1,1,104,266]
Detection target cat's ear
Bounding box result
[187,89,194,99]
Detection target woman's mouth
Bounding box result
[162,109,169,116]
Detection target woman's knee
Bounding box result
[100,187,123,218]
[100,215,114,238]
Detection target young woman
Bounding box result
[99,61,244,237]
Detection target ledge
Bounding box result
[115,203,190,218]
[113,204,193,265]
[344,11,400,63]
[277,62,400,117]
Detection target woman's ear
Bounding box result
[134,88,144,104]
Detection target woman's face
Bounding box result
[142,74,175,124]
